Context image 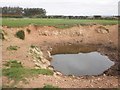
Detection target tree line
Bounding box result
[0,7,46,18]
[0,7,118,19]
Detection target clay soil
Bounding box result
[1,24,119,88]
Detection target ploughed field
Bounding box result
[1,18,119,88]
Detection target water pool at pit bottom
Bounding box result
[51,52,114,76]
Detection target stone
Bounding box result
[35,66,40,69]
[35,62,41,67]
[53,31,59,35]
[47,51,52,61]
[97,29,108,34]
[29,46,51,69]
[96,26,109,34]
[56,71,62,76]
[48,67,54,71]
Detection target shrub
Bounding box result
[15,30,25,40]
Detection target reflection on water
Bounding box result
[51,52,114,76]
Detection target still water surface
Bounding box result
[51,52,114,76]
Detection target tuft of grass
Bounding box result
[43,84,60,90]
[3,68,53,81]
[15,30,25,40]
[3,60,53,82]
[7,45,20,51]
[4,60,22,68]
[30,69,53,75]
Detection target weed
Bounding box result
[4,60,22,68]
[7,45,20,51]
[43,84,60,90]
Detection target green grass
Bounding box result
[3,60,54,82]
[4,60,22,68]
[2,18,118,28]
[7,45,20,51]
[43,84,60,90]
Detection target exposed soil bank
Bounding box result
[2,24,119,88]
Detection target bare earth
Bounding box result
[1,24,119,88]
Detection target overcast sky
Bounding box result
[0,0,119,16]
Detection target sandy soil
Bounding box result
[1,24,119,88]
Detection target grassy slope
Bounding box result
[3,60,53,82]
[2,18,118,28]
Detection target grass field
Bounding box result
[2,18,118,28]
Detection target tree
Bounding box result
[23,8,46,17]
[1,7,23,17]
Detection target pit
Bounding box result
[49,44,117,76]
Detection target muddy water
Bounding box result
[51,52,114,76]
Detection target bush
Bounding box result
[15,30,25,40]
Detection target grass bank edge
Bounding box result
[2,18,118,28]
